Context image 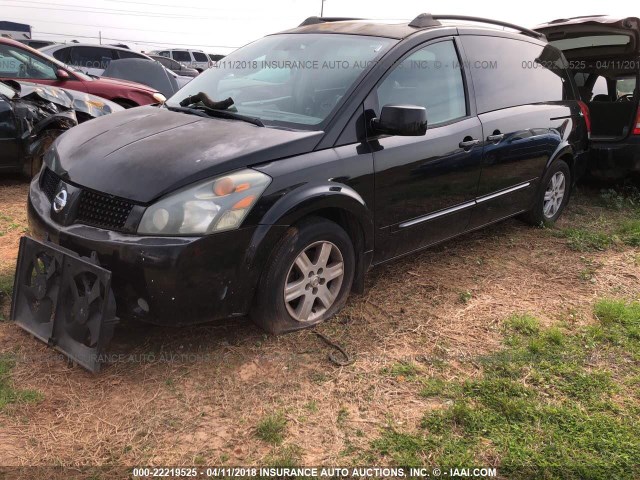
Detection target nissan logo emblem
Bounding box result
[53,188,68,213]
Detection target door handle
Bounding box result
[487,133,505,143]
[459,138,480,149]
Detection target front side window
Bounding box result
[0,44,56,79]
[376,40,466,125]
[193,52,208,62]
[167,34,396,128]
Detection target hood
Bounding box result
[535,16,640,60]
[52,106,323,203]
[95,75,158,93]
[14,81,122,118]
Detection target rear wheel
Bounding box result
[522,160,571,226]
[251,217,355,334]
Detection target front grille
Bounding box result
[76,190,134,231]
[41,168,60,202]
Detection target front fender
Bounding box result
[259,181,374,252]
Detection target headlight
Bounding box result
[152,92,166,103]
[137,169,271,235]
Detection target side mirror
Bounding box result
[55,69,70,80]
[371,105,428,136]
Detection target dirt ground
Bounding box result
[0,175,638,468]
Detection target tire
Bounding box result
[522,160,571,226]
[251,217,355,334]
[23,130,60,178]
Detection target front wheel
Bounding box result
[251,217,355,334]
[522,160,571,226]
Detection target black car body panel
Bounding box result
[22,17,588,337]
[52,106,324,203]
[536,16,640,179]
[0,80,122,174]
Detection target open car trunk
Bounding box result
[536,16,640,142]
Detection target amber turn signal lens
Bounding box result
[213,177,234,196]
[235,182,250,192]
[232,195,255,210]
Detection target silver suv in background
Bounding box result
[151,49,211,72]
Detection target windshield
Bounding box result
[167,33,395,128]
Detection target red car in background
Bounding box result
[0,37,165,107]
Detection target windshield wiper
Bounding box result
[165,105,210,118]
[178,92,264,127]
[165,104,264,127]
[191,105,264,127]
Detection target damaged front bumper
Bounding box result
[27,173,287,327]
[11,236,118,372]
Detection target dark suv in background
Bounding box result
[15,14,588,371]
[536,16,640,180]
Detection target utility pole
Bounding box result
[320,0,325,17]
[99,30,102,44]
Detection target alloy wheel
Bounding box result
[543,171,566,219]
[283,241,345,323]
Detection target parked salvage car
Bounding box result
[0,38,166,108]
[14,14,588,371]
[150,49,211,72]
[149,55,199,78]
[536,16,640,180]
[103,58,180,98]
[41,43,192,88]
[0,79,122,176]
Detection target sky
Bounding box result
[0,0,633,54]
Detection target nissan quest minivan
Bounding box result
[14,14,589,371]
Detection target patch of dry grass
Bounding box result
[0,179,638,468]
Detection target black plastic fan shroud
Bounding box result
[11,236,118,373]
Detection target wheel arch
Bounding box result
[247,183,374,295]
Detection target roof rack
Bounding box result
[299,16,363,27]
[410,13,545,40]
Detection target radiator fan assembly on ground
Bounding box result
[11,237,118,372]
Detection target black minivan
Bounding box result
[14,14,589,370]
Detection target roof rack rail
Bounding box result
[299,16,363,27]
[409,13,545,40]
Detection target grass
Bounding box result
[0,271,13,303]
[367,301,640,479]
[255,412,287,445]
[383,361,420,379]
[0,356,42,411]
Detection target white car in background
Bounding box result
[150,49,211,72]
[40,43,192,88]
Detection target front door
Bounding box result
[367,38,483,262]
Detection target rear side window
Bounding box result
[616,77,636,99]
[116,50,145,60]
[376,40,467,125]
[192,52,208,62]
[462,36,570,113]
[69,46,114,70]
[51,47,71,63]
[172,51,191,62]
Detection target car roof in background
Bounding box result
[41,43,153,57]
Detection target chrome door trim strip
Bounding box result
[399,201,476,228]
[476,182,531,204]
